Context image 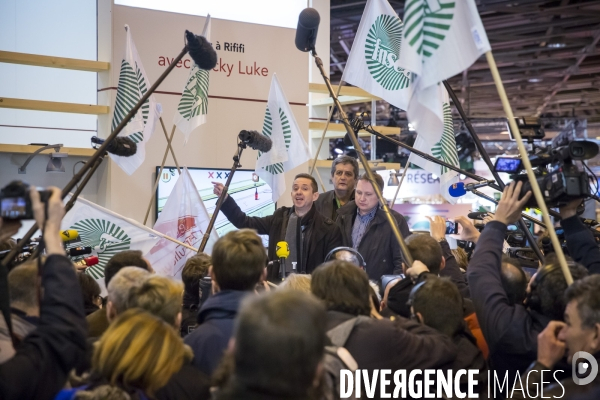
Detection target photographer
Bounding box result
[0,187,87,400]
[560,199,600,275]
[467,182,587,390]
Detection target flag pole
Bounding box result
[391,165,407,207]
[143,124,177,225]
[485,51,572,284]
[159,118,181,174]
[310,49,414,266]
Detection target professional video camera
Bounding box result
[494,140,599,208]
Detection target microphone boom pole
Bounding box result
[310,51,414,267]
[1,43,191,269]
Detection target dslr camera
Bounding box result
[0,181,51,220]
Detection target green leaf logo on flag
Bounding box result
[69,219,132,279]
[259,107,292,175]
[365,14,411,91]
[404,0,456,58]
[111,60,150,144]
[177,67,209,120]
[431,102,459,176]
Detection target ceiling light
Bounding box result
[46,152,67,173]
[388,171,400,186]
[528,78,543,83]
[547,43,566,48]
[18,144,66,174]
[408,123,415,131]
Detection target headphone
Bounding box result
[407,280,427,308]
[325,246,366,269]
[526,261,573,312]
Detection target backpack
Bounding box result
[321,316,369,400]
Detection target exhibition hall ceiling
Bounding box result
[330,0,600,121]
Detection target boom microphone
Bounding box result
[449,180,496,198]
[295,8,320,52]
[91,136,137,157]
[238,130,273,152]
[185,30,218,70]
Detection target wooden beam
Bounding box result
[0,98,109,115]
[0,51,109,72]
[314,159,400,170]
[311,95,374,107]
[309,82,381,100]
[309,121,401,139]
[0,144,95,157]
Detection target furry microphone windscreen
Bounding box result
[238,130,273,153]
[185,30,218,70]
[107,136,137,157]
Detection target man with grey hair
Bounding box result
[105,266,151,321]
[315,155,359,220]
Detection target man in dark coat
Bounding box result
[214,173,342,281]
[185,229,266,376]
[560,199,600,274]
[314,155,358,220]
[336,172,410,281]
[467,182,587,392]
[311,260,458,400]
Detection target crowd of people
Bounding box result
[1,156,600,399]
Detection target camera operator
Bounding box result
[466,182,588,391]
[0,187,87,400]
[560,199,600,275]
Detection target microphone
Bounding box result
[467,212,489,220]
[68,246,92,257]
[91,136,138,157]
[73,255,99,270]
[60,229,80,242]
[449,180,496,198]
[185,30,218,70]
[295,8,320,52]
[276,241,290,279]
[238,130,273,152]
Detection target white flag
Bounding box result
[255,74,311,203]
[110,25,162,175]
[61,196,162,290]
[399,0,490,89]
[173,15,211,143]
[145,167,219,280]
[407,84,459,203]
[342,0,413,110]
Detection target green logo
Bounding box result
[70,219,132,279]
[111,60,150,144]
[365,14,410,91]
[258,107,291,175]
[431,102,459,176]
[177,66,209,120]
[404,0,455,58]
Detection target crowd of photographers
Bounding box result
[2,155,600,399]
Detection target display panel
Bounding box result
[156,167,276,245]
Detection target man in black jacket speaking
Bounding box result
[213,173,342,281]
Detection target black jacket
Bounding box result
[220,196,342,279]
[184,290,248,376]
[562,215,600,274]
[314,189,355,221]
[467,221,551,385]
[325,311,457,400]
[336,201,410,281]
[0,255,87,400]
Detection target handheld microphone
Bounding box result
[276,241,290,279]
[295,8,320,52]
[73,255,99,270]
[68,246,92,257]
[238,130,273,152]
[449,180,496,198]
[185,30,218,70]
[60,229,80,242]
[91,136,137,157]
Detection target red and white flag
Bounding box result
[146,167,218,279]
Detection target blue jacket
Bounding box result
[184,290,249,376]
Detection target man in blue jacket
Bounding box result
[184,229,266,376]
